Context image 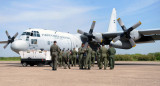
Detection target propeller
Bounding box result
[0,30,18,49]
[112,18,141,47]
[77,21,96,42]
[77,21,96,49]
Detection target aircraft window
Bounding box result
[37,31,40,37]
[37,34,40,37]
[22,32,26,35]
[31,31,40,37]
[33,33,36,36]
[26,32,30,35]
[31,39,37,44]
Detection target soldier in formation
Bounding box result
[108,45,116,70]
[96,47,101,68]
[99,44,108,70]
[79,43,86,69]
[85,45,92,69]
[62,49,71,69]
[91,50,96,67]
[72,48,77,67]
[50,41,60,71]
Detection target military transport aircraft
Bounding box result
[0,8,160,54]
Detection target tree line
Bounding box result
[0,52,160,61]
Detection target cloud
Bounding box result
[119,0,159,16]
[0,0,99,23]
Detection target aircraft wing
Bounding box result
[102,29,160,44]
[138,29,160,35]
[136,29,160,43]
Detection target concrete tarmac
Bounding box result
[0,61,160,86]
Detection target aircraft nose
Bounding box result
[11,40,29,53]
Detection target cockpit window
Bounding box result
[21,32,30,35]
[31,31,40,37]
[22,32,26,35]
[26,32,30,35]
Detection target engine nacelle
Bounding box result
[130,29,141,41]
[110,40,132,49]
[93,33,103,43]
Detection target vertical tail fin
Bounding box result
[107,8,117,32]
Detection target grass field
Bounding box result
[0,57,20,61]
[0,52,160,61]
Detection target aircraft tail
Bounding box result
[107,8,117,32]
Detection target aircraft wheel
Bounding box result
[22,62,28,67]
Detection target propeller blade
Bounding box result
[132,21,141,29]
[13,32,18,38]
[3,43,9,49]
[117,18,127,31]
[77,29,84,34]
[5,30,11,39]
[89,21,96,34]
[129,38,136,47]
[0,41,8,44]
[112,36,120,42]
[128,21,141,33]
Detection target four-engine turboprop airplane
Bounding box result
[0,8,160,54]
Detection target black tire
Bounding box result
[37,63,44,67]
[22,62,28,67]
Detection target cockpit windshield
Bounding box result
[26,32,30,35]
[31,31,40,37]
[21,32,30,36]
[21,32,26,35]
[21,31,40,37]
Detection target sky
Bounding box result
[0,0,160,57]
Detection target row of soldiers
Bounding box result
[57,47,97,68]
[50,41,116,71]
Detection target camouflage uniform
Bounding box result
[96,48,100,68]
[79,47,86,69]
[78,48,82,67]
[85,46,92,69]
[58,50,63,67]
[50,44,60,70]
[69,50,73,66]
[99,46,108,70]
[62,50,70,69]
[72,49,77,66]
[91,50,96,66]
[108,46,116,70]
